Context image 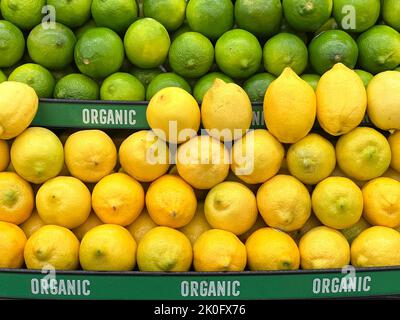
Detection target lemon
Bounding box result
[316,63,367,136]
[1,0,45,30]
[299,226,350,269]
[341,217,371,244]
[287,133,336,185]
[204,181,258,235]
[202,79,253,142]
[72,211,103,241]
[20,209,46,238]
[239,215,267,243]
[193,72,234,102]
[126,208,158,243]
[231,129,285,185]
[176,135,230,189]
[288,214,322,244]
[351,226,400,267]
[147,87,200,144]
[336,127,391,181]
[0,172,34,225]
[178,202,211,245]
[246,228,300,271]
[137,226,193,272]
[0,221,26,268]
[11,127,64,184]
[367,71,400,131]
[193,229,246,272]
[80,224,137,271]
[119,130,170,182]
[65,130,117,183]
[36,176,92,229]
[257,175,311,232]
[264,68,316,143]
[0,139,10,171]
[146,175,197,228]
[0,81,38,140]
[389,131,400,173]
[24,225,80,270]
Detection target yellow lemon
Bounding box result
[36,176,92,229]
[257,175,311,232]
[351,226,400,267]
[0,221,27,268]
[146,175,197,228]
[336,127,391,181]
[72,211,103,241]
[201,79,253,142]
[147,87,200,144]
[24,225,80,270]
[64,130,117,183]
[264,67,316,143]
[316,63,367,136]
[341,217,371,244]
[312,177,363,229]
[0,139,10,171]
[92,173,145,226]
[0,81,38,140]
[137,226,193,272]
[389,131,400,173]
[79,224,137,271]
[204,181,258,235]
[20,209,46,238]
[299,226,350,269]
[119,130,170,182]
[178,202,211,245]
[287,133,336,185]
[246,228,300,271]
[367,71,400,130]
[11,127,64,184]
[126,208,158,243]
[176,135,230,189]
[0,172,34,224]
[231,129,285,184]
[383,167,400,182]
[193,229,246,272]
[288,214,322,244]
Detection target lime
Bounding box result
[124,18,170,69]
[357,25,400,74]
[354,69,373,87]
[280,18,308,43]
[100,72,145,101]
[143,0,186,31]
[171,22,191,41]
[234,0,282,39]
[186,0,234,40]
[1,0,45,30]
[0,20,25,68]
[193,72,234,101]
[383,0,400,31]
[9,63,55,98]
[300,74,320,90]
[283,0,333,32]
[54,74,99,100]
[47,0,92,28]
[309,30,358,75]
[130,66,163,88]
[243,73,276,102]
[333,0,380,33]
[27,23,76,71]
[169,32,214,79]
[263,33,308,76]
[75,20,97,40]
[0,70,6,83]
[91,0,138,34]
[146,72,191,100]
[314,17,339,36]
[215,29,262,79]
[74,27,125,79]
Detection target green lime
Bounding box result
[75,27,125,79]
[283,0,333,32]
[215,29,262,79]
[186,0,234,40]
[130,66,163,88]
[27,23,76,71]
[357,25,400,74]
[308,30,358,75]
[124,18,170,69]
[168,32,214,79]
[333,0,380,33]
[143,0,186,31]
[54,73,99,100]
[234,0,282,39]
[280,18,308,43]
[263,33,308,76]
[193,72,233,101]
[146,72,191,100]
[9,63,55,98]
[47,0,92,28]
[100,72,145,101]
[0,70,6,83]
[91,0,138,34]
[354,69,373,87]
[314,17,339,36]
[75,20,97,40]
[243,73,276,102]
[0,20,25,68]
[51,65,78,81]
[300,74,320,90]
[383,0,400,31]
[171,22,191,41]
[1,0,45,30]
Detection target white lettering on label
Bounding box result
[82,108,137,126]
[181,281,240,297]
[312,276,371,294]
[252,111,264,126]
[31,278,91,296]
